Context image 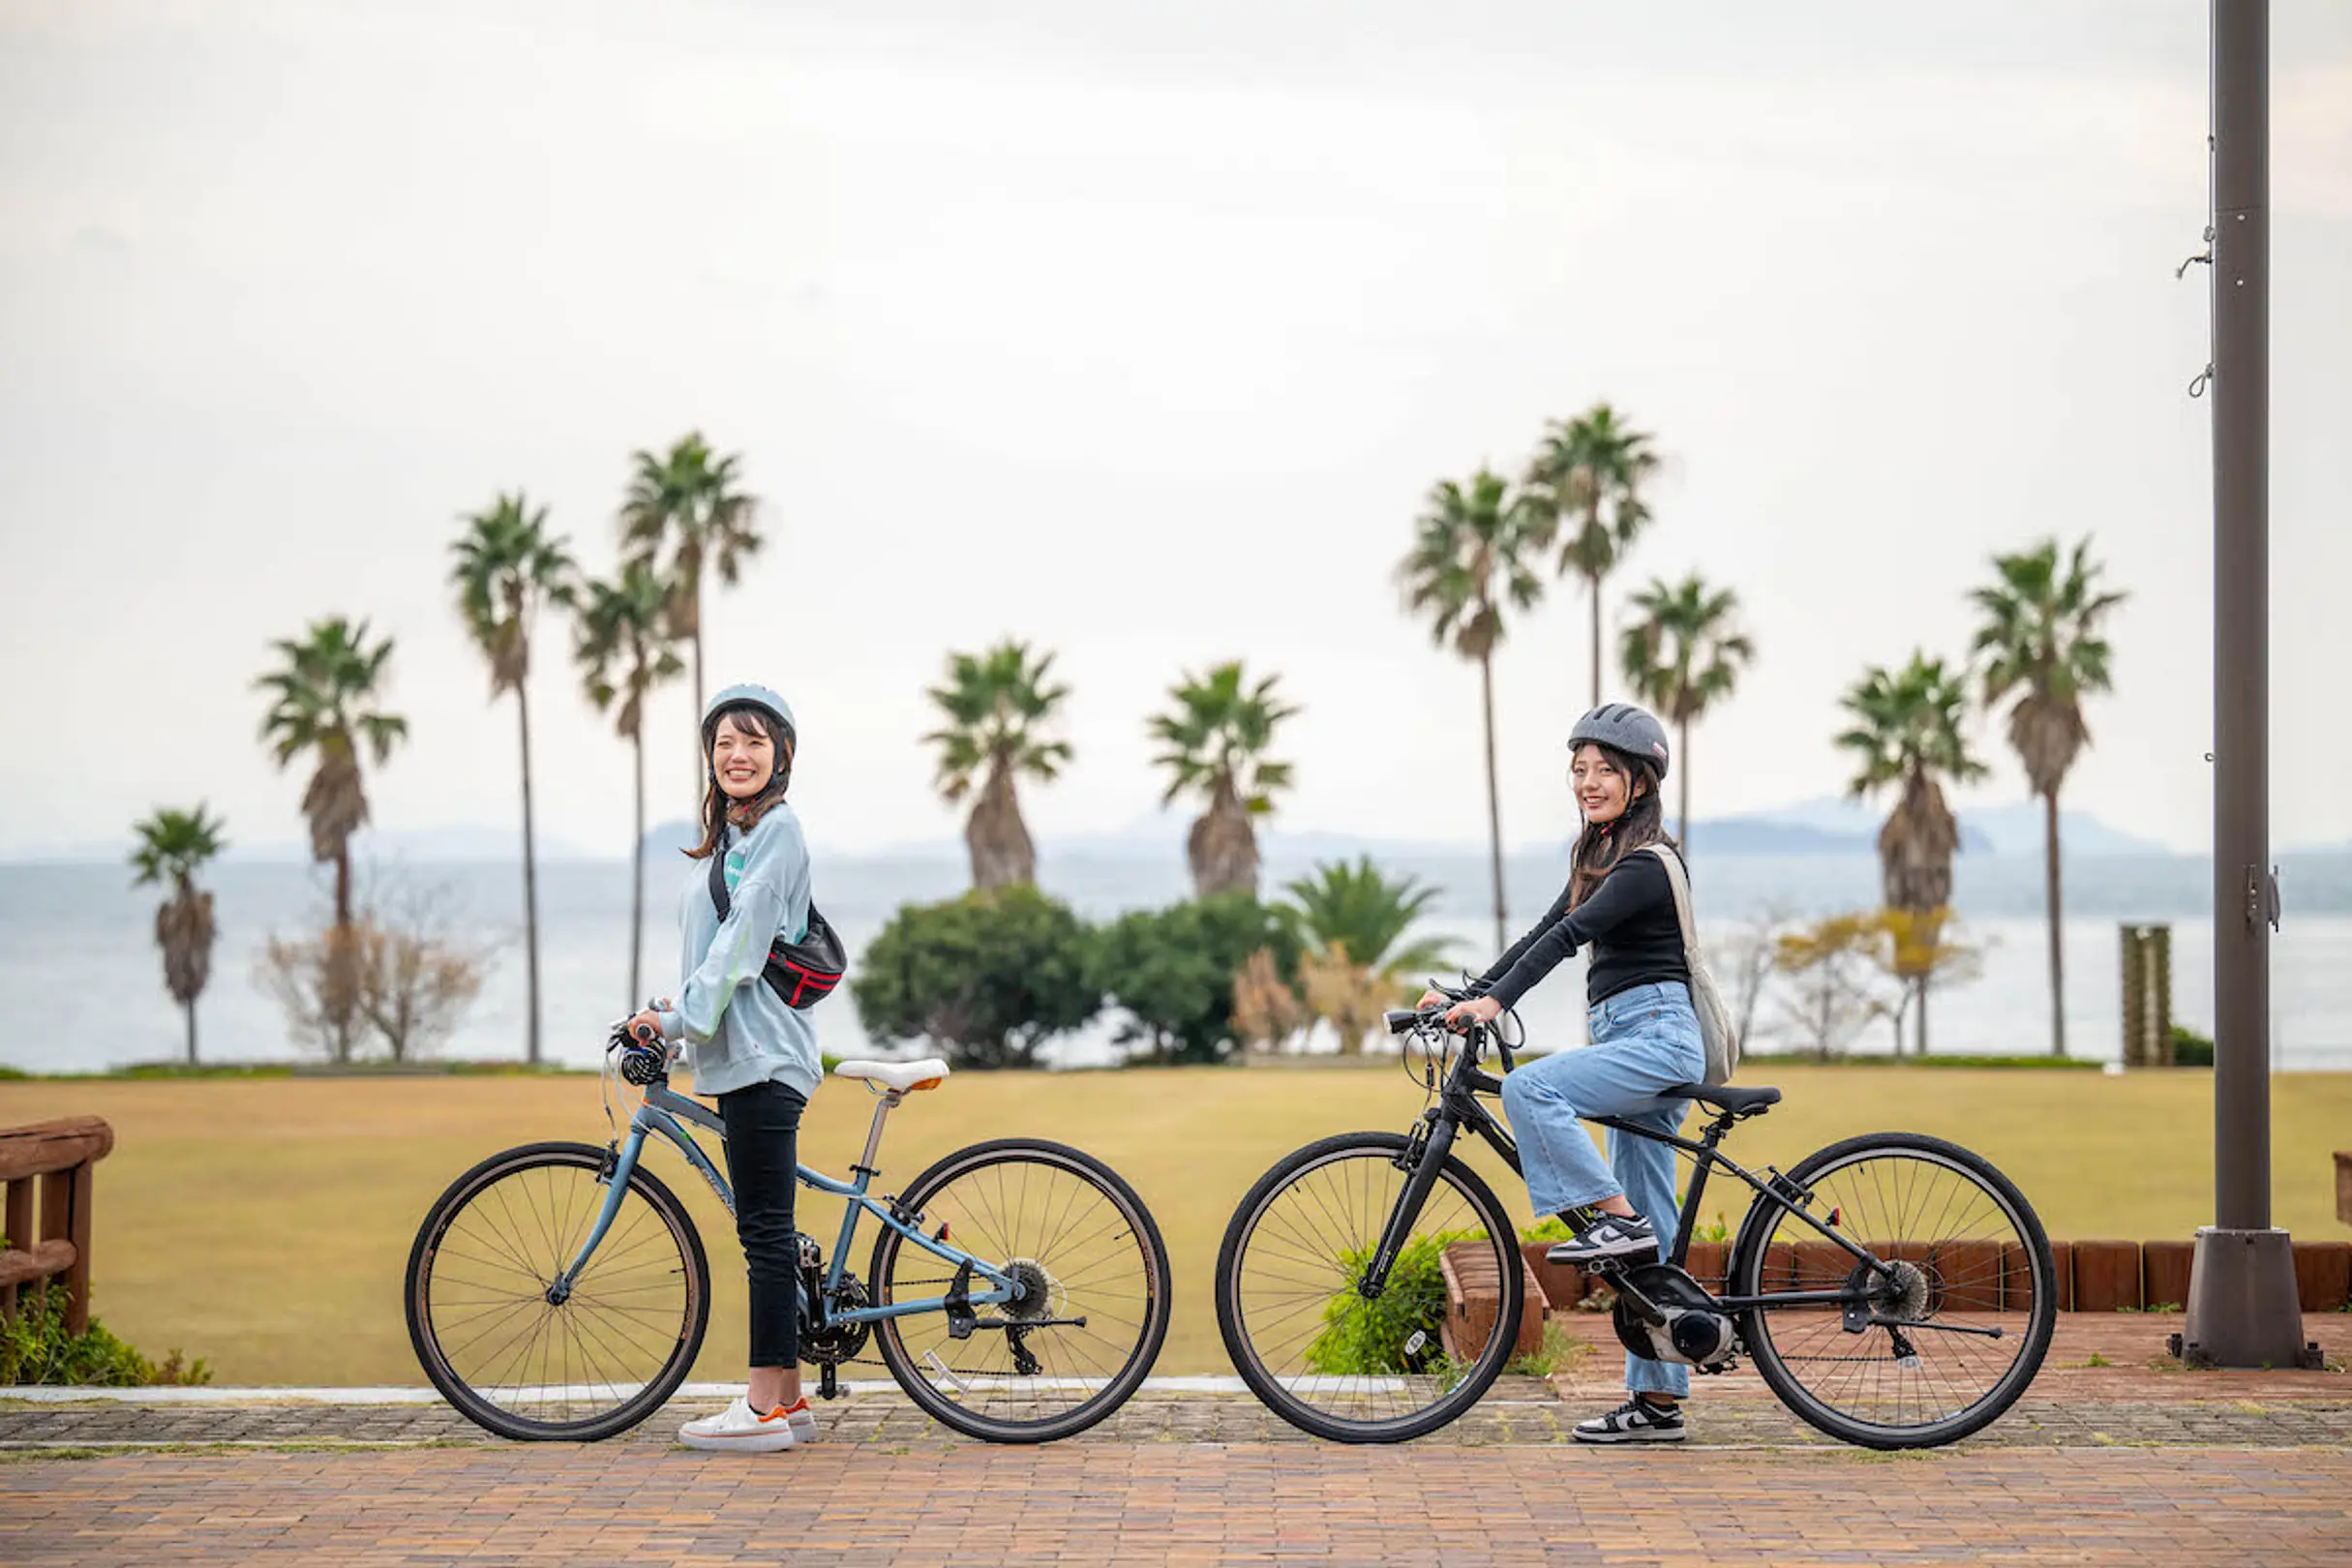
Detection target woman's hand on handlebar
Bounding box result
[1414,989,1449,1013]
[1442,994,1502,1033]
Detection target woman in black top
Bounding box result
[1425,702,1704,1443]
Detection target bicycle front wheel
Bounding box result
[405,1141,711,1441]
[1727,1131,2057,1449]
[1215,1131,1524,1443]
[869,1138,1171,1443]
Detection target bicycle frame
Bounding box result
[1370,1026,1892,1314]
[557,1075,1020,1328]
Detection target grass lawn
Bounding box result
[3,1062,2347,1385]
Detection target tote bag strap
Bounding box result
[1643,843,1702,960]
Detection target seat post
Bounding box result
[855,1090,904,1177]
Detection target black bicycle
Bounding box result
[1213,992,2058,1449]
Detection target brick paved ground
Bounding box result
[4,1443,2348,1565]
[3,1313,2347,1564]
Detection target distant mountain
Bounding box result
[1679,818,1876,856]
[1956,801,2173,859]
[1734,797,2172,858]
[799,813,1886,865]
[211,825,592,865]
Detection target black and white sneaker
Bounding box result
[1545,1209,1658,1263]
[1573,1395,1687,1444]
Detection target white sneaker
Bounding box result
[779,1395,819,1444]
[678,1396,800,1453]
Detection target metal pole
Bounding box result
[2178,0,2311,1370]
[2210,0,2269,1235]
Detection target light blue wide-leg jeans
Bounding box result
[1498,979,1706,1398]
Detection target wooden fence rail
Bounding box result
[0,1116,114,1336]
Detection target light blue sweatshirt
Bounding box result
[653,805,823,1101]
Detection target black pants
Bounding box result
[717,1079,807,1370]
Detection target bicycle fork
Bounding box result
[1360,1111,1456,1298]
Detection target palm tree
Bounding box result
[256,617,407,1063]
[923,641,1074,890]
[1970,537,2126,1059]
[130,805,227,1065]
[577,561,686,1010]
[451,493,577,1066]
[1281,858,1459,1054]
[1523,404,1662,707]
[1619,573,1757,852]
[1396,468,1548,951]
[1150,661,1299,898]
[1834,652,1986,1056]
[618,431,762,770]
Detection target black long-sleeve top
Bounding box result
[1472,848,1689,1010]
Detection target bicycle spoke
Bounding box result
[1744,1141,2050,1444]
[415,1150,699,1438]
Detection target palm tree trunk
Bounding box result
[1479,649,1507,953]
[629,729,647,1013]
[1677,717,1691,849]
[2044,787,2066,1056]
[185,998,197,1066]
[1586,568,1605,709]
[1914,975,1930,1057]
[332,847,354,1065]
[690,616,707,809]
[518,680,543,1066]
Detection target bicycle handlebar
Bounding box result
[1385,985,1517,1075]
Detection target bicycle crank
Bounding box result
[1609,1263,1738,1371]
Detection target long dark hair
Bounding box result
[686,703,796,861]
[1567,743,1674,908]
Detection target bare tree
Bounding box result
[1768,914,1898,1061]
[1720,904,1796,1053]
[257,872,495,1063]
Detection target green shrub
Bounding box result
[0,1291,211,1387]
[1302,1228,1474,1378]
[850,887,1101,1069]
[2170,1025,2215,1068]
[1092,894,1300,1065]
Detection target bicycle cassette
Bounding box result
[1611,1263,1738,1371]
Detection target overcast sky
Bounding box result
[3,0,2348,863]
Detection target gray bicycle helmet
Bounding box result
[1568,702,1670,780]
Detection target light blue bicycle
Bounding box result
[404,1027,1172,1443]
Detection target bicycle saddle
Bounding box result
[1659,1082,1780,1114]
[833,1058,950,1093]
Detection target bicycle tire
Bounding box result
[1726,1131,2057,1450]
[869,1137,1171,1443]
[406,1140,711,1442]
[1215,1131,1523,1444]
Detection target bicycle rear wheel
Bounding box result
[1727,1131,2056,1449]
[869,1138,1171,1443]
[406,1141,710,1441]
[1215,1131,1523,1443]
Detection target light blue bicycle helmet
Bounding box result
[703,683,797,791]
[703,682,797,744]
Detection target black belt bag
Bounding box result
[707,853,846,1009]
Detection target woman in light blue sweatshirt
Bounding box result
[626,681,825,1453]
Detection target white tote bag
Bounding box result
[1643,844,1739,1086]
